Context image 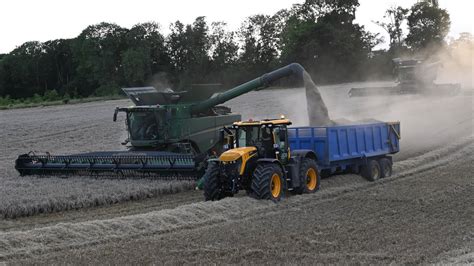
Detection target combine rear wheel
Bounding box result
[203,163,225,201]
[295,158,320,194]
[251,164,284,202]
[361,159,381,182]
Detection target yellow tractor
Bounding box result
[203,118,320,202]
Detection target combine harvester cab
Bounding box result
[15,63,308,180]
[203,118,401,201]
[348,58,461,97]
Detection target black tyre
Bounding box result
[251,163,284,202]
[361,159,381,182]
[379,158,392,178]
[295,158,320,194]
[203,163,225,201]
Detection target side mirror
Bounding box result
[113,108,119,122]
[220,127,235,149]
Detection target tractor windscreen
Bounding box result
[236,126,260,147]
[128,111,163,141]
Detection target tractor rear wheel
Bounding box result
[251,163,284,202]
[295,158,320,194]
[361,159,381,182]
[379,158,392,178]
[203,163,225,201]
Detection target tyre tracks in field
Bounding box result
[0,190,203,233]
[0,136,472,261]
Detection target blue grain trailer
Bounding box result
[203,118,401,202]
[288,121,400,181]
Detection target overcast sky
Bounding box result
[0,0,472,53]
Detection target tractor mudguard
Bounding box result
[287,150,318,189]
[291,150,318,161]
[255,158,285,177]
[256,158,283,167]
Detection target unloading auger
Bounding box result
[15,63,306,179]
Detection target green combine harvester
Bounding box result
[15,63,306,180]
[348,58,461,97]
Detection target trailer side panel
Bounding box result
[288,122,400,168]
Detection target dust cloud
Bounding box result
[303,71,333,126]
[434,43,473,90]
[146,72,171,91]
[316,42,473,159]
[353,95,473,159]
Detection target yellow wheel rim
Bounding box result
[270,173,281,198]
[306,168,317,191]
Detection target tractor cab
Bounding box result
[229,118,292,163]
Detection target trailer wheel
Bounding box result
[361,159,381,182]
[251,163,284,202]
[203,163,225,201]
[379,158,392,178]
[295,158,320,194]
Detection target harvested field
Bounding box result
[2,136,473,264]
[0,82,472,264]
[0,100,197,218]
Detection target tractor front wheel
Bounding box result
[203,163,225,201]
[251,163,284,202]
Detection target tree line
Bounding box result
[0,0,459,102]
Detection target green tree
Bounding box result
[208,22,239,85]
[209,22,239,69]
[166,17,212,88]
[405,1,450,52]
[0,41,48,98]
[122,22,169,86]
[279,0,378,82]
[42,39,75,95]
[122,47,150,86]
[374,6,409,54]
[73,22,127,96]
[238,14,280,78]
[0,54,6,96]
[125,22,169,74]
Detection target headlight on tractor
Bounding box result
[221,158,242,175]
